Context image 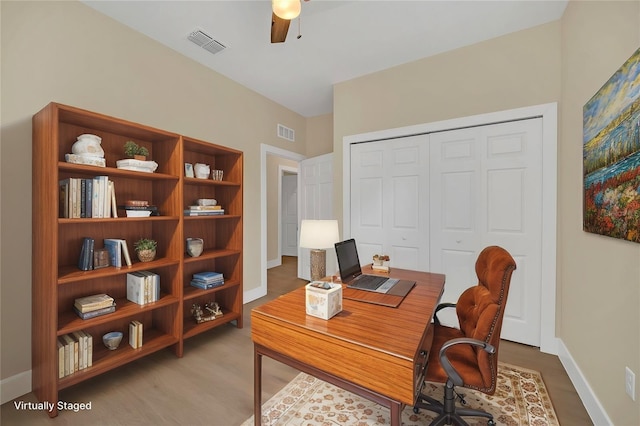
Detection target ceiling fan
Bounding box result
[271,0,310,43]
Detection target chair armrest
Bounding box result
[439,338,496,387]
[433,303,456,325]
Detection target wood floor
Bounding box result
[1,256,592,425]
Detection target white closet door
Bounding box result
[350,135,429,271]
[429,118,543,346]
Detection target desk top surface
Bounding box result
[252,266,445,360]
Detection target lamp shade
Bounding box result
[299,220,339,249]
[272,0,301,20]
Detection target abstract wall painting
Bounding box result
[583,47,640,243]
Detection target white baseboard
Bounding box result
[243,285,267,304]
[1,369,31,404]
[267,258,281,269]
[557,339,612,425]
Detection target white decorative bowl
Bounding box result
[103,332,123,350]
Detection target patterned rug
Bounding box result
[242,363,559,426]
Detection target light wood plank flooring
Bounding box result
[1,256,591,425]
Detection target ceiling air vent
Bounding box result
[188,29,226,55]
[277,124,295,142]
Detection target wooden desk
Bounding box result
[251,266,445,426]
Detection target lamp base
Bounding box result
[309,249,326,281]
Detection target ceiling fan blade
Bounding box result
[271,12,290,43]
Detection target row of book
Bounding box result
[129,320,144,349]
[126,271,160,305]
[58,331,93,378]
[184,205,225,217]
[190,271,224,289]
[59,176,117,219]
[74,294,116,320]
[78,237,132,271]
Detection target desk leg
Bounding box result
[390,401,401,426]
[254,347,262,426]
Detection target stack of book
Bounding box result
[126,271,160,305]
[129,320,144,349]
[59,176,116,218]
[190,271,224,289]
[184,205,224,216]
[58,330,93,378]
[73,294,115,319]
[120,200,158,217]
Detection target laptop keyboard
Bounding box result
[351,275,399,293]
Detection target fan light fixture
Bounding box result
[272,0,301,20]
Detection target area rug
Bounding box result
[242,363,559,426]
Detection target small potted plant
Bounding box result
[124,140,150,160]
[134,238,157,262]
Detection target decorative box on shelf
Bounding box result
[305,281,342,320]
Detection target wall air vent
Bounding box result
[188,29,226,55]
[277,124,295,142]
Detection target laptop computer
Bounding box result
[334,239,416,297]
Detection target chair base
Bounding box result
[414,384,495,426]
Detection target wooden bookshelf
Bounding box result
[32,103,243,417]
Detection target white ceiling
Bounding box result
[83,0,568,117]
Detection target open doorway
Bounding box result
[250,144,305,303]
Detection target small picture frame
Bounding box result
[184,163,194,178]
[93,248,110,269]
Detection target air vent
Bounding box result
[188,29,226,55]
[277,124,295,142]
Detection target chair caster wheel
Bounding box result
[487,420,496,426]
[413,407,420,414]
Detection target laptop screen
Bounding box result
[335,239,363,283]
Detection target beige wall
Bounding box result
[0,1,314,382]
[333,2,639,424]
[305,113,333,158]
[560,2,639,425]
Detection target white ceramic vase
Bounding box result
[72,134,104,158]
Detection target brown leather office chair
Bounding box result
[414,245,516,426]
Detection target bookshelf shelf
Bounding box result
[32,102,243,417]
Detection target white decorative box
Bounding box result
[305,281,342,320]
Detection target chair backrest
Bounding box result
[456,245,516,392]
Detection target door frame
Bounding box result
[245,144,305,304]
[342,103,558,355]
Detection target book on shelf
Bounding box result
[58,331,93,377]
[193,271,224,282]
[78,237,94,271]
[183,209,225,216]
[109,180,118,218]
[125,210,152,218]
[57,339,65,378]
[191,271,224,289]
[190,280,224,290]
[188,205,222,210]
[74,293,114,313]
[129,320,143,349]
[72,331,88,370]
[120,239,132,266]
[126,271,160,305]
[59,176,114,218]
[61,334,77,376]
[85,331,93,367]
[103,238,123,267]
[73,304,116,320]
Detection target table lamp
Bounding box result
[299,220,339,281]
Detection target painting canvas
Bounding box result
[583,47,640,243]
